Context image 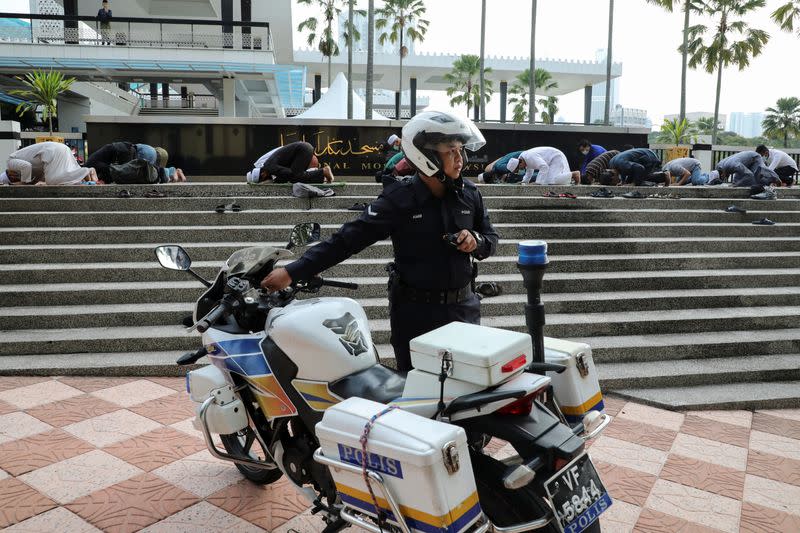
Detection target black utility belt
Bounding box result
[394,282,473,305]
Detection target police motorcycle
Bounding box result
[155,220,613,533]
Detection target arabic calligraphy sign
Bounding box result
[86,121,648,177]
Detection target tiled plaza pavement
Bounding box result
[0,376,799,532]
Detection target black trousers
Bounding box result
[388,294,481,371]
[775,166,796,185]
[265,142,325,183]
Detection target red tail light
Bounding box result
[496,388,544,416]
[553,456,570,472]
[501,354,528,373]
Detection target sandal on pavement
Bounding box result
[622,191,644,199]
[590,188,614,198]
[117,189,131,198]
[476,282,503,298]
[215,203,243,214]
[559,193,577,199]
[542,191,560,197]
[347,202,368,211]
[143,189,166,198]
[752,218,775,225]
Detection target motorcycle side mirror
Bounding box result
[154,245,212,288]
[287,222,321,249]
[155,245,192,271]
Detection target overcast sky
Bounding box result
[7,0,798,126]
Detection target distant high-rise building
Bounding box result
[610,106,651,129]
[727,112,764,138]
[590,49,618,124]
[664,111,727,127]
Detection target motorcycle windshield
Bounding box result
[225,246,293,278]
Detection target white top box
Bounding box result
[410,322,532,387]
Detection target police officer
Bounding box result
[261,110,499,371]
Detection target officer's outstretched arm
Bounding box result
[284,196,395,282]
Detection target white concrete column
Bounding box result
[222,77,236,117]
[0,121,21,165]
[693,144,713,172]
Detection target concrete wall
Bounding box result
[0,121,21,165]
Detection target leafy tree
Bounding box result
[537,96,559,124]
[646,0,704,122]
[297,0,364,87]
[444,55,493,120]
[694,116,722,134]
[508,68,557,124]
[658,117,696,144]
[376,0,429,117]
[772,0,800,33]
[10,70,75,136]
[762,96,800,147]
[683,0,770,144]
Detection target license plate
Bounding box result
[544,453,612,533]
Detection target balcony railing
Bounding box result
[0,12,271,51]
[138,94,217,110]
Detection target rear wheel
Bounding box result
[220,426,283,485]
[470,452,601,532]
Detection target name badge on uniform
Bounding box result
[461,210,471,215]
[412,213,423,220]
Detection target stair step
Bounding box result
[0,351,192,376]
[613,381,800,410]
[598,353,800,388]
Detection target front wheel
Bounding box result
[220,426,283,485]
[470,452,601,532]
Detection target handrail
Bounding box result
[0,12,269,28]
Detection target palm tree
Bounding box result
[694,116,721,134]
[528,0,537,124]
[658,117,695,144]
[376,0,429,119]
[762,97,800,147]
[683,0,770,144]
[537,96,559,124]
[646,0,704,123]
[772,0,800,33]
[297,0,341,88]
[10,70,75,136]
[604,0,615,125]
[444,55,493,120]
[478,0,487,122]
[365,0,375,119]
[508,68,557,124]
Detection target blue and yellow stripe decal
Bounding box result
[389,397,442,408]
[336,482,482,533]
[559,391,605,423]
[292,380,343,411]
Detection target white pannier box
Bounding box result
[316,397,483,533]
[544,337,605,423]
[409,322,532,387]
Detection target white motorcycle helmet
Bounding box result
[401,110,486,179]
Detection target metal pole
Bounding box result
[603,0,614,126]
[365,0,375,119]
[528,0,537,124]
[346,0,354,120]
[479,0,486,122]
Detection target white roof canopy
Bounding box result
[297,72,389,120]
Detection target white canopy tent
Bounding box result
[297,72,389,120]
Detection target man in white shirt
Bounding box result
[756,145,798,186]
[6,142,97,185]
[508,146,580,185]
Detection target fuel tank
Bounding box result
[267,297,377,382]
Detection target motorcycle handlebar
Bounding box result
[320,278,360,290]
[196,303,228,333]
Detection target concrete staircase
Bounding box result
[1,182,799,411]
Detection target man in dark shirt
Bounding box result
[97,0,112,45]
[249,141,333,184]
[609,148,665,185]
[261,111,499,371]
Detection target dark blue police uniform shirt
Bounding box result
[285,175,499,291]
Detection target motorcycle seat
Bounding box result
[329,364,407,405]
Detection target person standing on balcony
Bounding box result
[97,0,112,45]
